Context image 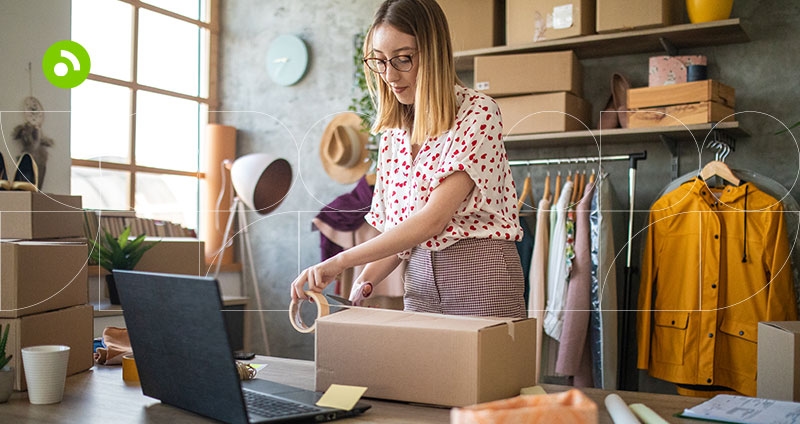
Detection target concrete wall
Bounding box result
[0,0,71,194]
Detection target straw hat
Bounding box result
[319,112,372,184]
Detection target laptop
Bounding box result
[112,270,371,424]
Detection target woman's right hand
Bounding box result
[290,256,345,301]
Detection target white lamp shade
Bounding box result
[230,153,292,215]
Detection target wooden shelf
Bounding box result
[502,121,748,149]
[455,19,748,72]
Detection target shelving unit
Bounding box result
[455,18,748,72]
[459,19,750,157]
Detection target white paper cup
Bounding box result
[21,345,71,405]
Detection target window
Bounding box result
[70,0,217,234]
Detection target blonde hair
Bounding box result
[364,0,459,146]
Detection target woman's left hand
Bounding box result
[290,256,345,301]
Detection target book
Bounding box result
[680,394,800,423]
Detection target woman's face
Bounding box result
[370,24,418,105]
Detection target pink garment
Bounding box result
[555,182,596,386]
[528,195,551,383]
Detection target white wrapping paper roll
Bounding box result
[604,393,642,424]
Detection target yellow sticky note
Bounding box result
[520,385,547,396]
[316,384,368,411]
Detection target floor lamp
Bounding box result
[213,153,292,356]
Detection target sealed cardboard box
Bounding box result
[627,80,736,109]
[315,308,536,407]
[135,237,205,276]
[758,321,800,402]
[648,55,707,86]
[495,92,591,135]
[596,0,682,33]
[506,0,595,45]
[0,192,83,240]
[628,101,735,128]
[475,50,582,97]
[0,304,94,390]
[438,0,504,51]
[1,240,88,318]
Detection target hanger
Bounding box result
[700,140,740,186]
[543,171,552,202]
[589,168,596,185]
[554,170,562,201]
[517,168,535,210]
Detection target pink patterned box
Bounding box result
[648,55,707,86]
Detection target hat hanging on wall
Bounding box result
[319,112,372,184]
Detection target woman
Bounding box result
[291,0,525,318]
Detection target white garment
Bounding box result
[543,180,574,340]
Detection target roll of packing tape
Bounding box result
[122,354,139,382]
[289,291,330,333]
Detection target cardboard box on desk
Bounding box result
[758,321,800,402]
[0,304,94,391]
[627,80,735,109]
[1,239,88,318]
[495,92,591,135]
[596,0,683,33]
[0,192,83,240]
[506,0,594,44]
[135,237,205,276]
[438,0,504,51]
[315,308,536,407]
[475,51,582,98]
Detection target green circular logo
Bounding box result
[42,40,91,89]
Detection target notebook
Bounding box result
[112,270,371,424]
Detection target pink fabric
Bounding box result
[555,182,596,386]
[528,195,551,383]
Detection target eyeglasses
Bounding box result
[363,53,416,74]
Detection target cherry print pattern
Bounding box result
[366,85,523,259]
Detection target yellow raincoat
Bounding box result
[637,179,797,396]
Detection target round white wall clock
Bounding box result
[266,34,309,86]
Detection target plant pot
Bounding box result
[105,274,121,305]
[0,366,14,403]
[686,0,734,24]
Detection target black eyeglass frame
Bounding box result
[363,52,416,74]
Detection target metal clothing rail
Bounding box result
[509,150,648,392]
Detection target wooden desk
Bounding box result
[0,356,708,423]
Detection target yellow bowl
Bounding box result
[686,0,734,24]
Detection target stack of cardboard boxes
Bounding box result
[0,192,93,391]
[474,50,592,136]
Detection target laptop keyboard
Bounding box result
[243,389,324,418]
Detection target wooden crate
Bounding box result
[628,101,735,128]
[627,80,735,109]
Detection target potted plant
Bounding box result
[87,226,160,304]
[0,323,14,403]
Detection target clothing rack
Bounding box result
[510,150,647,391]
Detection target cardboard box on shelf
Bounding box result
[0,192,83,240]
[438,0,505,51]
[135,237,205,276]
[596,0,683,33]
[0,304,94,391]
[648,55,708,87]
[1,240,88,318]
[627,101,735,128]
[627,80,735,109]
[506,0,595,45]
[758,321,800,402]
[495,92,591,135]
[475,50,582,97]
[315,308,536,407]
